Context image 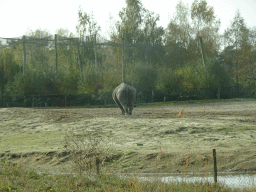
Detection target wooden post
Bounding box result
[198,36,205,68]
[94,34,98,77]
[122,37,125,82]
[65,95,67,107]
[55,34,58,81]
[22,35,26,74]
[164,96,166,103]
[213,149,217,184]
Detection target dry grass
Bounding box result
[0,99,256,191]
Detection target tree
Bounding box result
[76,7,101,40]
[165,1,192,68]
[25,29,51,72]
[223,10,252,86]
[142,10,164,66]
[117,0,144,41]
[0,48,21,94]
[76,7,103,92]
[191,0,221,58]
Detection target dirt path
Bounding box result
[0,100,256,174]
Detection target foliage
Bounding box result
[1,0,256,102]
[156,57,232,99]
[76,6,101,38]
[77,65,102,94]
[58,65,79,94]
[155,67,184,95]
[64,129,110,175]
[223,10,254,90]
[126,62,157,91]
[4,70,57,97]
[0,48,21,93]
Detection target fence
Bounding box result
[0,85,244,108]
[0,33,163,78]
[1,33,255,107]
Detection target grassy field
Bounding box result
[0,99,256,191]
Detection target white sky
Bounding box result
[0,0,256,38]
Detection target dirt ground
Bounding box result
[0,100,256,174]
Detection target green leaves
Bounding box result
[76,7,101,38]
[191,0,215,26]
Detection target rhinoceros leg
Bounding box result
[118,90,131,115]
[127,89,135,115]
[113,93,125,115]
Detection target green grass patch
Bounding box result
[0,131,64,153]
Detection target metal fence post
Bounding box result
[55,34,58,81]
[213,149,217,184]
[22,35,26,74]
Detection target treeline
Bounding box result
[0,0,256,105]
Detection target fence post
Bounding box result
[94,34,98,77]
[65,95,67,107]
[122,37,125,82]
[77,40,82,72]
[213,149,217,184]
[198,36,205,68]
[55,34,58,81]
[22,35,26,74]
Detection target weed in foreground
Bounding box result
[64,128,114,176]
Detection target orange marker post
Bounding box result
[177,110,183,118]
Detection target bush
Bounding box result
[4,70,58,97]
[126,62,157,91]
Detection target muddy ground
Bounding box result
[0,100,256,174]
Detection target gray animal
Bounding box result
[112,82,136,115]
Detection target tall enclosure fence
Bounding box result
[0,34,165,77]
[0,34,172,99]
[0,34,255,107]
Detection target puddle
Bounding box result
[137,173,256,190]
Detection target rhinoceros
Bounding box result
[112,82,136,115]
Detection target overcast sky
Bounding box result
[0,0,256,38]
